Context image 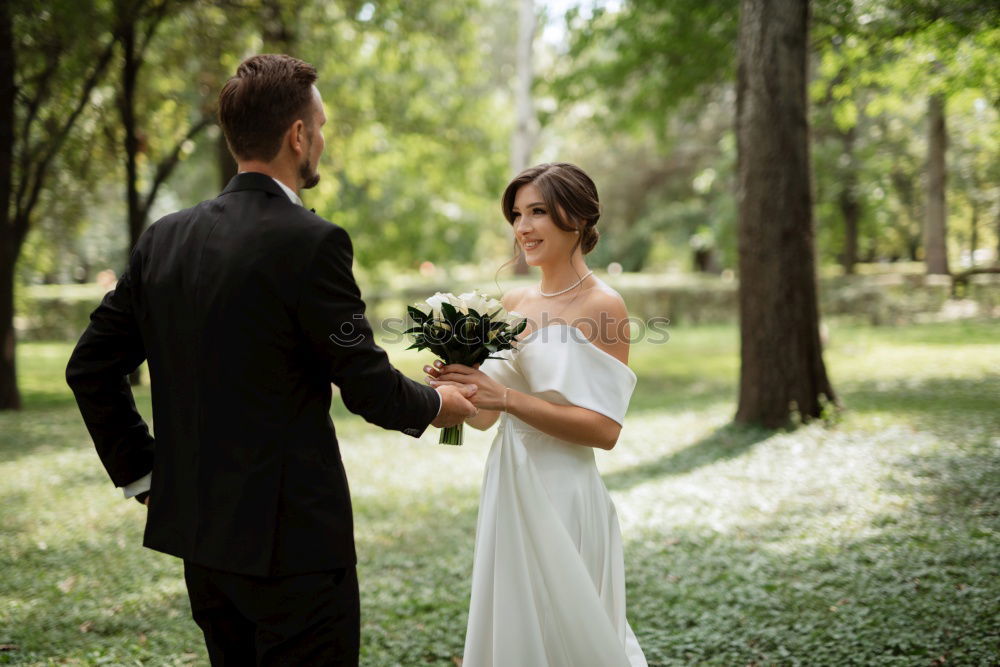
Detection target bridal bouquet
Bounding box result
[405,289,527,445]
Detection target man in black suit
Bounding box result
[65,54,479,665]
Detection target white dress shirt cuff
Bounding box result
[122,472,152,499]
[435,389,443,417]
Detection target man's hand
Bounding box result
[431,383,479,428]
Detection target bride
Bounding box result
[424,163,647,666]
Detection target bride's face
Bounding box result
[511,182,578,267]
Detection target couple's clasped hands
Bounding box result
[426,360,506,428]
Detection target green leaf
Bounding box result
[440,301,459,324]
[407,305,430,324]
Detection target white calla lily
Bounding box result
[457,290,493,315]
[423,291,453,319]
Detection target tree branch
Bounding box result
[135,0,171,66]
[140,112,214,217]
[13,48,61,219]
[13,35,117,250]
[18,49,61,143]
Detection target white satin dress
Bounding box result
[462,323,647,667]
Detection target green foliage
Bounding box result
[289,0,512,273]
[807,1,1000,269]
[14,0,514,286]
[548,0,1000,273]
[554,0,739,137]
[9,0,117,252]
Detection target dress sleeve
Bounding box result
[516,327,637,426]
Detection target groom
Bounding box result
[65,54,478,665]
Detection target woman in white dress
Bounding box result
[424,163,647,667]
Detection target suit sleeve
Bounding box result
[296,225,440,437]
[65,247,154,487]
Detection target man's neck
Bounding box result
[236,160,299,197]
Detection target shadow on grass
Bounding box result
[0,404,98,464]
[605,421,775,492]
[0,376,152,465]
[624,436,1000,666]
[841,374,1000,439]
[627,375,736,415]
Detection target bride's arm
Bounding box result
[504,390,622,450]
[466,406,501,431]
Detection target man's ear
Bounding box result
[289,119,306,156]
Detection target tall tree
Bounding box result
[924,91,949,274]
[2,1,116,410]
[0,0,15,410]
[734,0,837,428]
[115,0,216,261]
[837,124,861,274]
[114,0,215,384]
[510,0,536,275]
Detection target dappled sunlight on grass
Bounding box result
[619,429,999,664]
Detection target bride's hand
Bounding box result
[425,361,505,411]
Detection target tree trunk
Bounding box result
[838,125,859,275]
[0,0,20,410]
[969,197,978,268]
[734,0,836,429]
[995,205,1000,267]
[122,24,143,255]
[511,0,535,276]
[218,131,237,189]
[889,166,921,262]
[118,15,145,386]
[924,93,949,275]
[0,261,17,411]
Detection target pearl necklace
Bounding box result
[539,270,594,297]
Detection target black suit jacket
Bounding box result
[66,172,440,576]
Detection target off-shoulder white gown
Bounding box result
[462,323,647,667]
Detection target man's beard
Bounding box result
[299,132,320,189]
[299,155,320,190]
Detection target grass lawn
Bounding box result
[1,318,998,665]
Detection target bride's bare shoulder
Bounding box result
[577,285,630,365]
[501,286,530,311]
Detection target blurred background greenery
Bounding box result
[1,0,998,664]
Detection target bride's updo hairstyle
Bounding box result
[501,162,601,257]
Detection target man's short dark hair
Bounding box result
[218,54,318,162]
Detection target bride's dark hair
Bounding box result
[493,162,601,298]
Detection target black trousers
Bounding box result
[183,560,360,666]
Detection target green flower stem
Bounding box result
[439,424,463,446]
